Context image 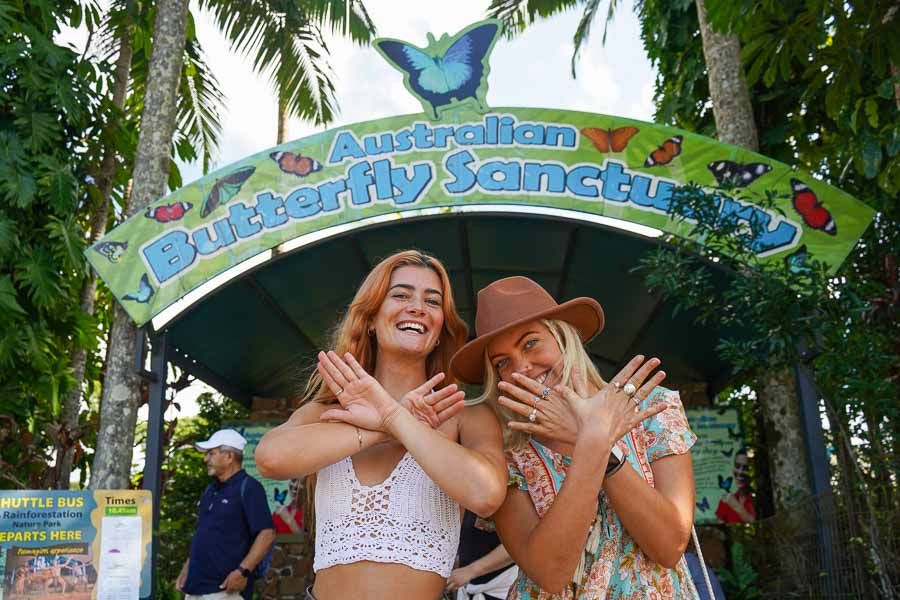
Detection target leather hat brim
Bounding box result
[449,297,604,385]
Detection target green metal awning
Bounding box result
[160,208,734,403]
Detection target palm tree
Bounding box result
[203,0,376,143]
[58,0,226,488]
[90,0,192,489]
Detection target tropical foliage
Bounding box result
[0,0,114,489]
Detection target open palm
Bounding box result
[317,351,399,431]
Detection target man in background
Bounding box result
[176,429,275,599]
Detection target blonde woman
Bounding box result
[255,250,506,600]
[449,276,699,599]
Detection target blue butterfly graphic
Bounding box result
[273,488,288,505]
[696,497,710,511]
[123,273,154,303]
[785,244,812,274]
[376,21,500,119]
[718,475,734,492]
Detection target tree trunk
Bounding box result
[276,94,289,144]
[755,368,813,510]
[56,33,133,489]
[90,0,189,490]
[695,0,813,508]
[694,0,759,151]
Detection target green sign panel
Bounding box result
[687,409,755,525]
[87,21,875,327]
[226,422,304,540]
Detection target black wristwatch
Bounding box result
[238,566,252,578]
[605,444,625,477]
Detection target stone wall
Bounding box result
[259,540,314,599]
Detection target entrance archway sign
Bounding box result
[87,20,873,329]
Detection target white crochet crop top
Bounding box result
[313,452,460,577]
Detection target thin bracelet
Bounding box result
[354,426,363,450]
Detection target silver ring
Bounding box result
[337,387,344,395]
[541,387,552,400]
[623,382,637,397]
[528,407,538,422]
[532,396,540,406]
[611,381,622,392]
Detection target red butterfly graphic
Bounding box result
[145,201,193,223]
[791,179,836,235]
[581,126,639,153]
[644,135,683,167]
[271,151,322,177]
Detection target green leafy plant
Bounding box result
[718,542,761,600]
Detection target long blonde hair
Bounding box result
[302,249,469,533]
[472,318,606,449]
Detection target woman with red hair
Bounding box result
[256,250,506,600]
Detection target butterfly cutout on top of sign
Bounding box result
[84,19,876,327]
[376,21,501,119]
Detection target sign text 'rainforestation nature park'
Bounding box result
[86,20,875,327]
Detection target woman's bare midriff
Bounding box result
[312,561,446,599]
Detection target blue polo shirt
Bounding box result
[184,469,273,599]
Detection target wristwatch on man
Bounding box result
[605,444,626,478]
[237,565,252,578]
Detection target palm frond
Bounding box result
[282,21,337,125]
[203,0,340,126]
[176,20,225,173]
[571,0,620,77]
[487,0,581,36]
[296,0,376,43]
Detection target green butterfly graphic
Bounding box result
[200,166,256,218]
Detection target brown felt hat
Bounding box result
[449,276,604,384]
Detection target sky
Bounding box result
[62,1,657,423]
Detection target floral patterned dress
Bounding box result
[506,386,699,600]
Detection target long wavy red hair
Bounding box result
[302,249,469,402]
[301,250,469,534]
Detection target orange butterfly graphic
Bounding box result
[581,126,639,153]
[644,135,683,167]
[270,151,323,177]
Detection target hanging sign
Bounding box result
[224,422,304,539]
[86,19,875,327]
[686,408,756,525]
[0,490,152,599]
